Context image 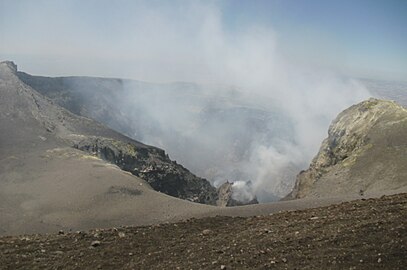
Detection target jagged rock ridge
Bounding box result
[73,136,218,204]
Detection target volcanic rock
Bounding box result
[287,98,407,199]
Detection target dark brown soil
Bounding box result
[1,193,406,270]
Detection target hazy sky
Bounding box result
[1,0,406,82]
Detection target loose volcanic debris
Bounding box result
[0,193,406,269]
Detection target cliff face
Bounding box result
[73,136,218,204]
[288,98,407,199]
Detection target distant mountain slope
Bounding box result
[361,78,407,108]
[287,98,407,199]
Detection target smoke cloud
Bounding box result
[1,1,371,201]
[100,2,368,201]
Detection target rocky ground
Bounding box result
[1,193,405,270]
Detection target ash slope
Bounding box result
[0,61,219,205]
[288,98,407,199]
[0,61,223,235]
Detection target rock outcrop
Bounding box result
[73,136,218,204]
[287,98,407,199]
[216,181,258,207]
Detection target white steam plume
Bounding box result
[2,1,371,201]
[116,2,370,201]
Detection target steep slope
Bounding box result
[1,61,218,205]
[0,61,223,235]
[288,98,407,199]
